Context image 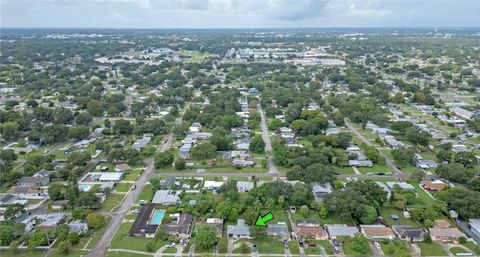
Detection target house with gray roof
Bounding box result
[267,222,289,240]
[325,225,359,239]
[152,190,180,205]
[227,219,250,239]
[312,183,332,202]
[68,220,89,235]
[18,176,49,187]
[236,181,255,193]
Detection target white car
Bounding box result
[374,242,381,250]
[166,243,176,248]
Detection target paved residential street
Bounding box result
[257,102,279,174]
[86,114,183,257]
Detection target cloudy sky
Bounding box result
[1,0,479,28]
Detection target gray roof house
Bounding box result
[18,176,49,187]
[312,183,332,202]
[267,223,290,240]
[68,220,89,235]
[392,225,426,242]
[236,181,255,193]
[325,225,359,239]
[152,190,180,205]
[227,219,251,238]
[163,213,194,238]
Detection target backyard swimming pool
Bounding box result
[150,210,165,225]
[79,184,92,192]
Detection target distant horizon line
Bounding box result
[1,26,480,30]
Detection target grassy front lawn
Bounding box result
[289,240,300,254]
[106,251,153,257]
[262,209,289,224]
[450,246,470,255]
[342,239,373,256]
[49,249,89,257]
[99,193,125,212]
[217,237,228,253]
[315,240,334,255]
[417,242,448,256]
[110,223,164,252]
[254,237,285,254]
[304,246,321,254]
[163,247,178,253]
[115,183,132,192]
[335,167,355,174]
[124,170,141,181]
[136,184,154,203]
[460,241,479,252]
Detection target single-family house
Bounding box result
[360,225,395,241]
[293,221,327,240]
[227,219,250,239]
[312,183,332,202]
[38,213,67,230]
[236,181,255,193]
[421,180,448,192]
[152,190,181,205]
[114,163,132,172]
[18,176,49,187]
[206,218,224,237]
[0,194,28,207]
[129,204,159,237]
[163,213,194,238]
[7,186,44,199]
[386,182,415,191]
[267,222,290,240]
[203,181,225,191]
[429,219,464,243]
[68,220,89,235]
[392,225,426,242]
[325,225,359,239]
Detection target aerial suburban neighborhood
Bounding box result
[1,2,480,257]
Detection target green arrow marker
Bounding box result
[255,212,274,227]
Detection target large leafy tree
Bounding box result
[194,225,217,250]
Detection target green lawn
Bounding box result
[86,216,112,249]
[115,183,132,192]
[217,237,228,253]
[99,193,125,212]
[49,249,89,257]
[460,241,479,252]
[136,184,154,203]
[449,246,470,255]
[262,209,289,224]
[315,240,334,255]
[417,242,448,256]
[0,250,47,257]
[380,207,419,227]
[253,237,285,254]
[304,246,321,255]
[124,170,141,181]
[336,167,355,174]
[106,251,153,257]
[110,223,164,252]
[321,214,357,225]
[163,247,178,253]
[291,210,320,223]
[358,164,391,174]
[342,239,373,256]
[289,240,300,254]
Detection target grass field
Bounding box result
[342,239,373,256]
[449,246,470,255]
[417,242,448,256]
[291,210,320,223]
[99,193,125,212]
[136,184,154,203]
[115,183,132,192]
[315,240,334,255]
[379,207,419,227]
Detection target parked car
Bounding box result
[284,240,289,249]
[332,239,340,247]
[299,240,305,247]
[374,242,381,250]
[166,242,176,248]
[252,244,257,252]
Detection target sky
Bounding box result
[1,0,479,28]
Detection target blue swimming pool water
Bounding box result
[150,210,165,225]
[79,184,92,192]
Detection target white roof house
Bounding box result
[203,181,225,190]
[236,181,255,192]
